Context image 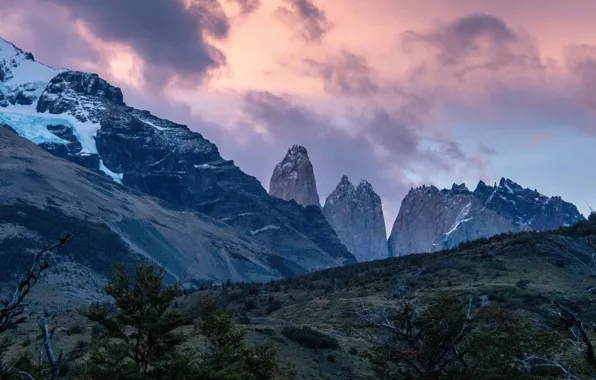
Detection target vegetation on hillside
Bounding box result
[4,215,596,378]
[0,242,291,379]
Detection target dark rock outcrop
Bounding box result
[269,145,321,207]
[323,176,388,262]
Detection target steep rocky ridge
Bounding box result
[323,176,388,262]
[269,145,320,207]
[388,180,584,256]
[0,37,355,275]
[0,128,287,294]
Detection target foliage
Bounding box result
[74,264,291,380]
[281,326,339,350]
[365,293,560,380]
[77,263,190,379]
[195,296,291,380]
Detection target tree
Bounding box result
[78,263,190,380]
[194,296,291,380]
[519,238,596,380]
[363,292,557,380]
[78,264,292,380]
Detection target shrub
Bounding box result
[66,324,84,336]
[516,280,531,290]
[281,326,340,350]
[266,299,282,315]
[348,347,358,356]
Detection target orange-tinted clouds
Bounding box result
[2,0,596,227]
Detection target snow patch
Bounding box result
[0,38,64,102]
[194,163,216,170]
[99,160,123,184]
[0,105,100,153]
[445,217,473,235]
[250,225,280,235]
[498,194,516,206]
[503,182,514,194]
[445,202,472,236]
[140,118,170,131]
[238,212,258,217]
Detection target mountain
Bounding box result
[269,145,320,207]
[388,179,584,256]
[322,176,388,262]
[0,127,284,294]
[0,37,355,280]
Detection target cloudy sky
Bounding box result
[2,0,596,233]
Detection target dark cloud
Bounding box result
[477,142,498,155]
[276,0,333,42]
[0,0,99,69]
[47,0,229,81]
[228,0,261,16]
[241,90,404,200]
[239,91,472,204]
[402,13,542,78]
[302,51,379,96]
[566,44,596,112]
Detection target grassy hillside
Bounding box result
[4,217,596,379]
[183,218,596,379]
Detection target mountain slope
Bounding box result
[0,37,355,273]
[0,128,288,290]
[388,180,583,256]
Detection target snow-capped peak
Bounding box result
[0,37,64,108]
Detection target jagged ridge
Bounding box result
[388,178,583,256]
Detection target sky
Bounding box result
[2,0,596,234]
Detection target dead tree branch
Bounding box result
[0,233,75,333]
[38,318,62,380]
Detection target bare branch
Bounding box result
[520,354,584,380]
[554,300,596,372]
[38,318,61,380]
[0,232,76,333]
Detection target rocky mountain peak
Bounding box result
[0,38,63,107]
[323,176,388,262]
[357,180,374,192]
[288,144,308,158]
[269,145,320,207]
[334,175,355,194]
[389,178,584,257]
[450,183,470,195]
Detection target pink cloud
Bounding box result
[3,0,596,221]
[530,132,553,146]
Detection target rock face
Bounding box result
[0,37,356,279]
[323,176,388,262]
[269,145,320,207]
[388,179,584,256]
